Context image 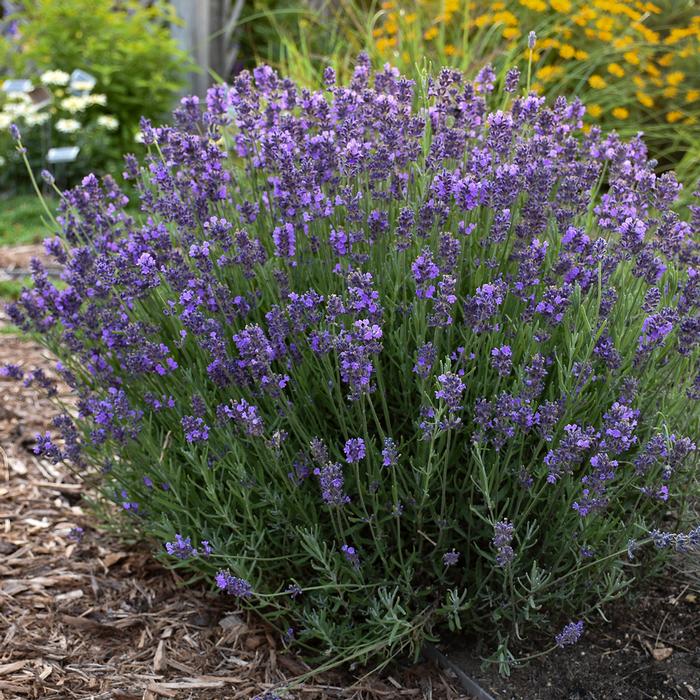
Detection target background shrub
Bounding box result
[8,60,699,672]
[0,0,189,163]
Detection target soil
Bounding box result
[434,563,700,700]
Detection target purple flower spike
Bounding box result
[344,437,366,463]
[555,620,584,648]
[215,569,253,597]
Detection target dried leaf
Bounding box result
[651,646,673,661]
[103,551,128,568]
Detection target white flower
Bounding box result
[3,101,33,117]
[60,96,90,113]
[0,114,13,130]
[40,70,70,86]
[55,118,81,133]
[0,155,6,168]
[96,114,119,131]
[86,93,107,106]
[134,130,145,143]
[25,112,50,127]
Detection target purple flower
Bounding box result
[344,437,366,463]
[165,534,198,559]
[555,621,584,648]
[435,372,465,414]
[215,570,253,597]
[413,342,436,379]
[314,462,350,506]
[182,415,209,443]
[492,520,515,567]
[0,364,24,380]
[504,67,520,93]
[381,437,399,467]
[443,550,460,567]
[286,583,303,598]
[528,31,537,49]
[464,280,507,333]
[341,544,360,568]
[272,222,296,259]
[490,345,513,377]
[412,248,440,299]
[67,526,84,542]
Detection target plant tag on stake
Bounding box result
[47,147,80,164]
[69,69,96,96]
[2,79,32,94]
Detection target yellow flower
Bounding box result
[492,1,506,9]
[596,17,614,32]
[645,2,661,13]
[663,86,678,99]
[607,63,625,78]
[493,10,518,25]
[444,43,458,56]
[598,31,613,42]
[588,75,607,89]
[632,76,646,88]
[587,103,603,118]
[687,90,700,103]
[666,111,683,123]
[381,0,394,8]
[644,63,660,77]
[376,37,397,52]
[474,14,491,28]
[519,0,547,10]
[424,26,439,40]
[612,107,629,119]
[613,36,633,49]
[503,27,520,40]
[667,71,685,86]
[559,44,575,59]
[372,27,384,38]
[404,12,417,24]
[384,20,398,35]
[575,49,589,60]
[623,51,640,66]
[536,65,562,81]
[636,92,654,108]
[541,38,560,49]
[530,82,544,94]
[551,0,572,12]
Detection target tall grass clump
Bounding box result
[6,58,700,673]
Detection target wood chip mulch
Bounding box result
[0,330,469,700]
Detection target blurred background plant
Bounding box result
[0,0,189,186]
[0,68,123,191]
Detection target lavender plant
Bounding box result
[6,56,700,673]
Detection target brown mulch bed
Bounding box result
[0,332,469,700]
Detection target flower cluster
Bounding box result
[1,67,120,186]
[8,57,699,670]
